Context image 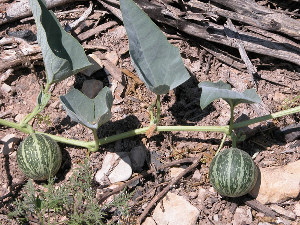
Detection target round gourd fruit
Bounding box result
[17,134,62,180]
[209,148,258,197]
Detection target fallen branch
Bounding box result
[0,0,89,25]
[99,0,300,67]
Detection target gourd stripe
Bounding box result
[32,134,43,177]
[211,152,220,191]
[21,137,38,177]
[226,149,232,195]
[235,149,245,196]
[42,134,51,177]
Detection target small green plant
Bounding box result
[0,0,299,196]
[35,113,52,126]
[9,160,133,224]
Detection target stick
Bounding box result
[244,198,278,218]
[224,18,257,81]
[64,1,93,32]
[138,157,201,224]
[77,21,118,41]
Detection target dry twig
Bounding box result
[138,157,202,224]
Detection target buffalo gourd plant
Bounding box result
[0,0,299,194]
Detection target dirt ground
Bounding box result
[0,0,299,224]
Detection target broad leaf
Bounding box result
[199,81,261,109]
[120,0,190,95]
[60,87,113,129]
[29,0,92,84]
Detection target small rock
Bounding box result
[197,187,208,203]
[81,54,103,76]
[270,205,296,220]
[232,206,252,225]
[14,114,25,123]
[142,217,156,225]
[250,160,300,204]
[276,218,291,225]
[188,191,198,199]
[0,134,20,155]
[293,203,300,217]
[81,79,103,99]
[95,152,132,185]
[1,83,12,93]
[274,92,286,102]
[109,155,132,183]
[192,169,202,180]
[152,192,200,225]
[0,68,14,82]
[129,146,147,172]
[170,167,185,178]
[105,51,119,65]
[213,214,219,222]
[49,100,60,109]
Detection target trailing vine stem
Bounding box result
[0,105,299,151]
[215,133,227,155]
[89,129,100,152]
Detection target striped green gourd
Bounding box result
[17,134,62,180]
[209,148,258,197]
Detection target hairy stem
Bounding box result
[1,105,299,151]
[215,133,227,155]
[233,105,300,129]
[89,129,100,152]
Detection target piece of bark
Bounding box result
[0,0,89,25]
[210,0,300,39]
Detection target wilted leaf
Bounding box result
[60,87,113,129]
[29,0,92,84]
[37,88,51,107]
[120,0,190,95]
[199,81,261,109]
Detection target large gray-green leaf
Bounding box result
[120,0,190,95]
[60,87,113,129]
[29,0,92,84]
[198,81,261,109]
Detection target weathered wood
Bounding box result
[224,18,257,82]
[189,0,300,39]
[113,0,300,66]
[0,0,89,25]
